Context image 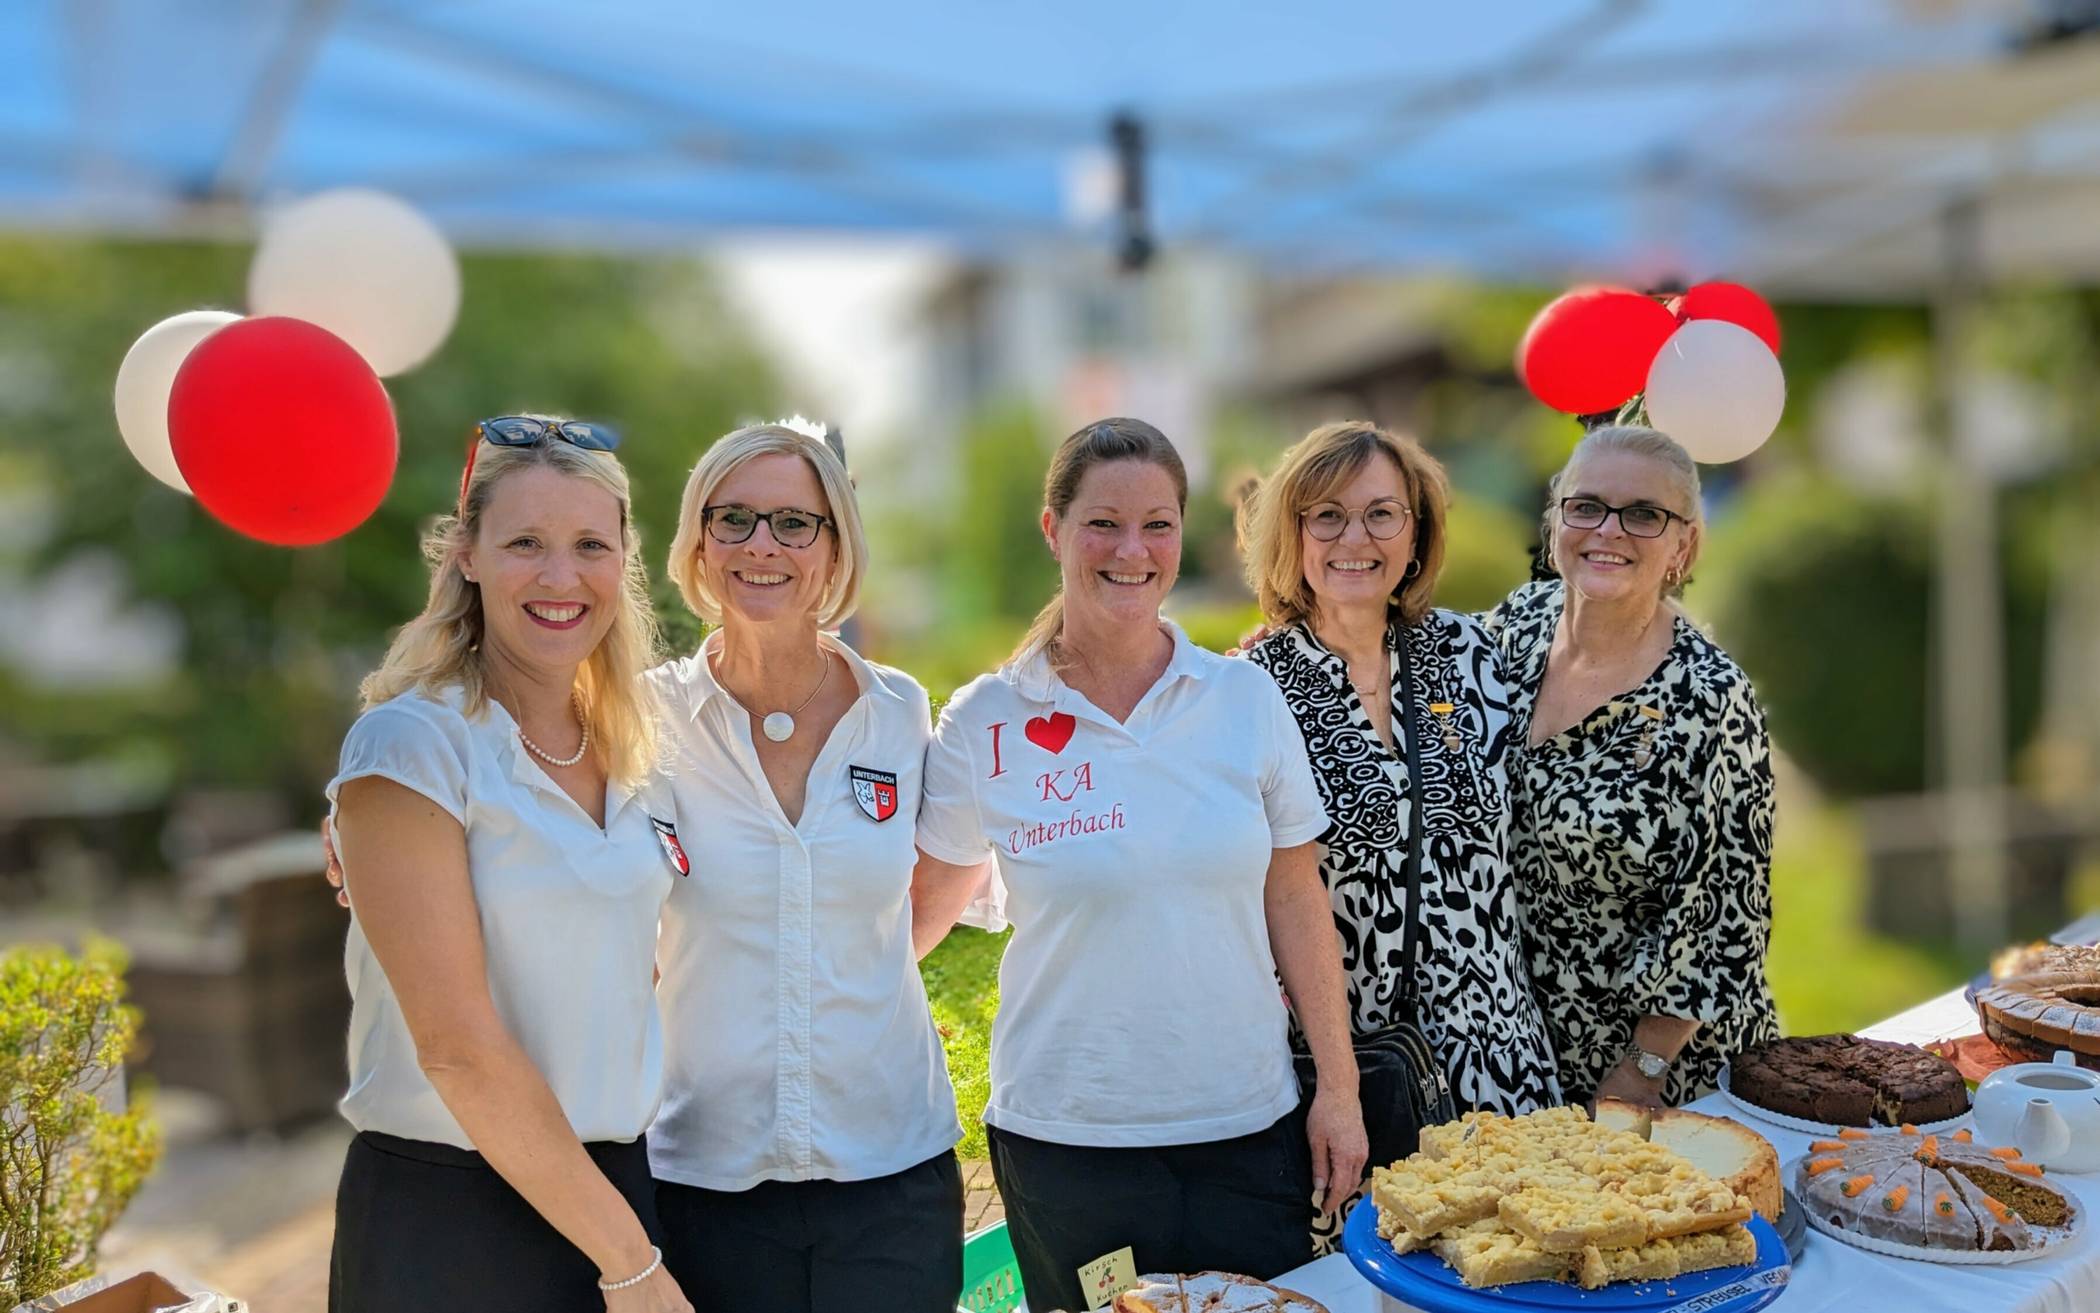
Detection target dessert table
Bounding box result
[1273,985,2100,1313]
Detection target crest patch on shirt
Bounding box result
[849,765,899,822]
[651,816,690,876]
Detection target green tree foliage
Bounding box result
[1,238,777,803]
[0,941,160,1305]
[1703,473,2049,797]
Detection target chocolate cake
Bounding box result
[1728,1034,1968,1128]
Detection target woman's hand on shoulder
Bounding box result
[602,1266,692,1313]
[1228,619,1276,656]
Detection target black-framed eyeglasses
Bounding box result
[702,503,832,549]
[1558,496,1685,539]
[1301,498,1411,542]
[458,416,622,513]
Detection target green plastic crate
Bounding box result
[959,1220,1026,1312]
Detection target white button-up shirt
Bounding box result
[646,635,962,1191]
[327,686,677,1149]
[916,622,1329,1148]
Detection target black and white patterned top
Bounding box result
[1246,612,1564,1118]
[1484,580,1780,1107]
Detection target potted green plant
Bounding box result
[1,941,161,1307]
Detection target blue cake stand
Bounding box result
[1341,1196,1790,1313]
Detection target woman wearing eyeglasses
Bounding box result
[325,417,691,1312]
[1483,424,1778,1110]
[1236,421,1562,1256]
[644,422,964,1313]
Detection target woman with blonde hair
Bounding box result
[1237,420,1561,1253]
[326,416,690,1312]
[1484,424,1777,1109]
[912,418,1363,1313]
[646,421,964,1313]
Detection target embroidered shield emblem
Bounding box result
[651,816,690,876]
[849,765,899,822]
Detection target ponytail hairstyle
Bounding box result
[1012,418,1189,663]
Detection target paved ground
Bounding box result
[96,1092,1005,1311]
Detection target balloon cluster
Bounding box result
[1516,282,1784,464]
[113,190,461,545]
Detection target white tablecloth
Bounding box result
[1274,986,2100,1313]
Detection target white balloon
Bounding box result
[1643,319,1786,464]
[248,188,460,376]
[113,309,241,493]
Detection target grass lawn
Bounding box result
[918,796,1978,1150]
[1766,798,1969,1034]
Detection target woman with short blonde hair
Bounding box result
[665,421,869,631]
[1239,420,1562,1256]
[647,419,965,1313]
[1485,424,1775,1109]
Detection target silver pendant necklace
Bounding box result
[760,658,831,743]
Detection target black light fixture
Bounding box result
[2008,0,2100,50]
[1110,111,1154,273]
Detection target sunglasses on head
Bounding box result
[457,416,622,515]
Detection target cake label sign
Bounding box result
[1660,1265,1788,1313]
[1077,1246,1137,1309]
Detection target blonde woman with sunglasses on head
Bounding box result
[325,416,690,1313]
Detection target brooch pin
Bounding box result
[1428,702,1463,753]
[1633,704,1664,767]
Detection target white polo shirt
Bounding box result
[916,622,1329,1148]
[646,635,962,1191]
[325,686,677,1150]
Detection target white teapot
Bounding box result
[1972,1050,2100,1173]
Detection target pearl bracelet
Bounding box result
[597,1245,662,1292]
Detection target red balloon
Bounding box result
[169,317,397,546]
[1516,287,1679,415]
[1668,281,1782,355]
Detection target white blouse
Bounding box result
[645,635,961,1191]
[916,623,1329,1148]
[326,686,678,1149]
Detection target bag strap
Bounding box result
[1392,620,1427,1013]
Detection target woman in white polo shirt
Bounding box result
[327,419,690,1312]
[912,418,1367,1313]
[646,422,964,1313]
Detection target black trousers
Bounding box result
[986,1106,1312,1313]
[329,1130,664,1313]
[656,1149,964,1313]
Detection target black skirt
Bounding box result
[330,1130,665,1313]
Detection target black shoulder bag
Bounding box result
[1290,621,1457,1168]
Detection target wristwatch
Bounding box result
[1630,1047,1672,1081]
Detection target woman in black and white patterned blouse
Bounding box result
[1484,425,1778,1110]
[1240,424,1562,1249]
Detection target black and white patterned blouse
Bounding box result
[1246,612,1564,1118]
[1484,579,1780,1107]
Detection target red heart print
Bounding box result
[1024,712,1076,754]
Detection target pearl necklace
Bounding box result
[518,696,590,768]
